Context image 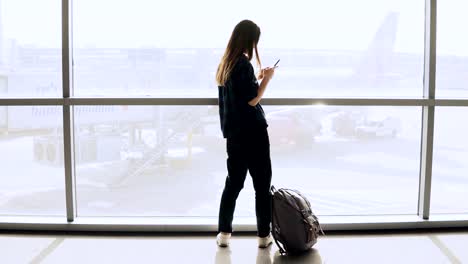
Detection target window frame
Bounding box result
[2,0,468,231]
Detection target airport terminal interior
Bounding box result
[1,0,468,263]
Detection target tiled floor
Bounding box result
[1,230,467,263]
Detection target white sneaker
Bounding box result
[216,233,231,247]
[258,234,273,248]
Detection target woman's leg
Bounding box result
[248,129,272,238]
[218,137,248,234]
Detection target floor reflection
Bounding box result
[214,246,322,264]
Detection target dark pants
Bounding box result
[218,128,272,237]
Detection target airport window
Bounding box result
[0,0,61,97]
[72,0,424,98]
[431,108,468,214]
[436,0,468,98]
[74,105,421,217]
[1,0,468,229]
[0,106,65,216]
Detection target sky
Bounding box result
[1,0,468,55]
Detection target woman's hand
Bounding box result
[249,67,276,107]
[257,69,265,80]
[262,67,276,81]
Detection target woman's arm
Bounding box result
[248,67,275,106]
[248,76,271,106]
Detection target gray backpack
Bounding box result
[271,185,324,255]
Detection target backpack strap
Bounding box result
[273,229,286,255]
[270,185,277,195]
[271,193,286,255]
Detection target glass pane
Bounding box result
[0,106,65,216]
[0,0,61,97]
[436,0,468,98]
[432,107,468,214]
[268,106,421,215]
[73,0,424,98]
[75,105,420,216]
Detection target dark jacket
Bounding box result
[218,55,268,138]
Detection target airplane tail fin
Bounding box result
[353,12,399,78]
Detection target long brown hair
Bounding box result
[216,20,261,86]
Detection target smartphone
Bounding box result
[274,59,280,67]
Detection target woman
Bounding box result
[215,20,276,248]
